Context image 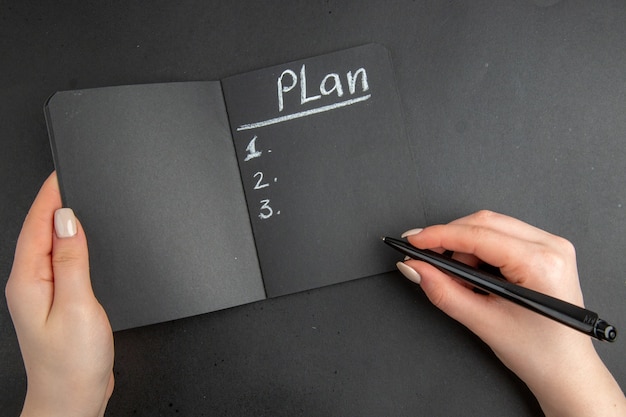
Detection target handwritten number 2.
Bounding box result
[259,199,273,219]
[244,135,262,161]
[253,172,270,189]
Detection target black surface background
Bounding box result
[1,1,625,416]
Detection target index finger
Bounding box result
[406,222,542,285]
[447,210,556,245]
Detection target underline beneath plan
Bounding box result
[236,94,372,131]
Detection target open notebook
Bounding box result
[45,44,425,331]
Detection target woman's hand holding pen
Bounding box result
[5,172,114,417]
[396,210,626,417]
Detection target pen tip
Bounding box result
[380,236,387,241]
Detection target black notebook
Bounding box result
[45,44,425,331]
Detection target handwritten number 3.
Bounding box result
[259,199,273,219]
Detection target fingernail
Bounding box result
[396,262,421,284]
[401,228,423,238]
[54,208,77,238]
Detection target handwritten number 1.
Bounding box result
[244,135,262,161]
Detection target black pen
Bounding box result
[382,236,617,342]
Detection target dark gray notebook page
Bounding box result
[222,44,425,297]
[46,82,266,331]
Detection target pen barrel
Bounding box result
[486,279,597,333]
[483,282,616,342]
[422,251,599,333]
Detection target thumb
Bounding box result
[52,208,96,306]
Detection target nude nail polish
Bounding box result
[401,228,423,238]
[54,208,77,238]
[396,261,421,284]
